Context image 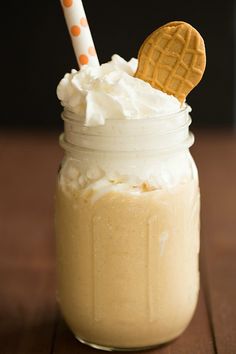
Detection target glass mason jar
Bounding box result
[55,106,200,351]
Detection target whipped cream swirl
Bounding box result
[57,55,181,126]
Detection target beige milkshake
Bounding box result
[55,52,203,349]
[56,177,199,348]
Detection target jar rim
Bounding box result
[60,104,193,153]
[62,104,191,129]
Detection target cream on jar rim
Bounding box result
[57,54,190,127]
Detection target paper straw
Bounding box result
[60,0,99,68]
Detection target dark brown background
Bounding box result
[1,0,235,128]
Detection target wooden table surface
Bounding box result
[0,130,235,354]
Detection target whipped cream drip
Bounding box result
[57,54,181,126]
[59,151,198,203]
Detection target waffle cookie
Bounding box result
[135,21,206,103]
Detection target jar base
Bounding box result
[76,335,170,352]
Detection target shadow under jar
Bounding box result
[55,106,200,351]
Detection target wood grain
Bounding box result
[0,266,56,354]
[193,131,236,354]
[0,130,235,353]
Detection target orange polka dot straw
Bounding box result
[63,0,73,7]
[80,17,88,27]
[70,25,81,36]
[88,46,96,56]
[79,54,89,65]
[60,0,99,68]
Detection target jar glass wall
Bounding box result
[55,107,200,350]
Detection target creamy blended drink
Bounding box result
[56,11,206,350]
